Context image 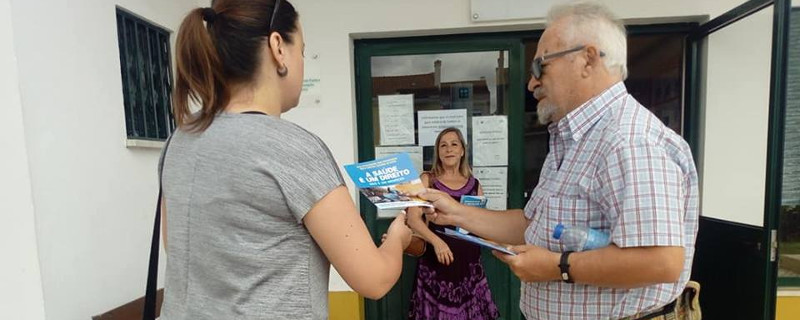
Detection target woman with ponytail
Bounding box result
[159,1,412,318]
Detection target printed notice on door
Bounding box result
[417,109,468,146]
[375,146,424,174]
[472,116,508,166]
[473,167,508,211]
[378,94,415,146]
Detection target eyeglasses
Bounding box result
[530,45,605,80]
[268,0,281,31]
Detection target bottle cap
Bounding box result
[553,224,565,239]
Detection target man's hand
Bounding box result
[414,188,463,226]
[492,245,561,283]
[411,188,529,245]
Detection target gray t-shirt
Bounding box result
[158,113,344,320]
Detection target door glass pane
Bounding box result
[370,51,510,198]
[369,50,512,318]
[700,6,774,226]
[520,32,685,197]
[779,4,800,283]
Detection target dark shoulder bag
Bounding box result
[142,137,172,320]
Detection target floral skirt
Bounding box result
[408,261,499,320]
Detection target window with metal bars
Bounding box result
[115,8,174,141]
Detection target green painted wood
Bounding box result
[691,217,767,319]
[684,28,702,163]
[764,1,791,318]
[778,277,800,287]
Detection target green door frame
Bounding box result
[684,0,790,317]
[354,32,529,320]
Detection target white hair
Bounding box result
[546,1,628,79]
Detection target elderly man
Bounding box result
[419,1,699,319]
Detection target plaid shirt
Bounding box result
[522,82,699,319]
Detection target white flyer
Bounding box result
[417,109,468,146]
[473,166,508,211]
[378,94,415,146]
[472,116,508,166]
[374,146,424,174]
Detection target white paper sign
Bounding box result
[298,53,322,108]
[417,109,468,146]
[374,146,424,174]
[473,167,507,210]
[472,116,508,166]
[378,94,415,146]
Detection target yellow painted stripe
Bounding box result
[329,291,364,320]
[326,292,800,319]
[777,296,800,320]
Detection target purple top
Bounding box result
[431,176,477,202]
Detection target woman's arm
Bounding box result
[406,207,445,246]
[304,186,412,299]
[406,173,443,244]
[406,173,453,265]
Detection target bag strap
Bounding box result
[143,136,172,320]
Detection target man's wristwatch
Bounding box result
[559,251,574,283]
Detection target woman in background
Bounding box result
[406,127,499,320]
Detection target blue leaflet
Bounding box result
[344,153,419,188]
[437,228,516,256]
[343,153,431,210]
[456,195,487,234]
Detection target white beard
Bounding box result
[537,102,558,125]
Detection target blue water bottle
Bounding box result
[552,224,611,251]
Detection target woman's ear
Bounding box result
[268,32,285,66]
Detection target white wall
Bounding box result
[288,0,759,291]
[0,0,46,318]
[8,0,197,318]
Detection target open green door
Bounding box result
[685,0,790,318]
